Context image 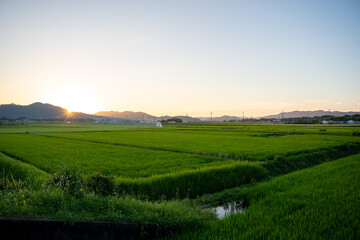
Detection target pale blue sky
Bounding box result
[0,0,359,116]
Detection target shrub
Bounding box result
[351,131,360,136]
[85,172,116,196]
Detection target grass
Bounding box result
[0,123,359,238]
[0,122,154,134]
[0,134,233,178]
[165,153,360,239]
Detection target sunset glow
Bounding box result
[0,0,359,117]
[41,85,102,114]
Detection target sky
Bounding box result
[0,0,359,117]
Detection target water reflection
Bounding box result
[212,201,247,219]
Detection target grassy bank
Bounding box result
[165,153,360,239]
[0,186,214,237]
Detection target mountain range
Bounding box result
[0,103,201,122]
[0,102,110,120]
[262,110,360,119]
[0,102,359,121]
[94,111,201,122]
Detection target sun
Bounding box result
[43,85,102,114]
[65,109,73,115]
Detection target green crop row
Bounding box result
[117,162,269,200]
[165,153,360,240]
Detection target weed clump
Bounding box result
[49,167,117,197]
[49,166,83,195]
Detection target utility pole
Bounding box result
[328,109,331,117]
[143,113,145,122]
[186,113,188,123]
[210,112,213,123]
[282,111,284,119]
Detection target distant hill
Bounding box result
[95,111,157,121]
[197,115,243,122]
[262,110,360,119]
[0,102,111,120]
[95,111,201,122]
[0,102,68,119]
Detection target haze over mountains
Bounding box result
[0,102,359,121]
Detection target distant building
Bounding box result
[156,122,163,127]
[347,120,354,124]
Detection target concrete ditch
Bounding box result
[0,217,157,240]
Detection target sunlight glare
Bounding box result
[43,86,101,114]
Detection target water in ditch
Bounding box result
[210,200,248,219]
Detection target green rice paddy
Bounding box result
[0,122,359,238]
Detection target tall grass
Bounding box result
[0,187,214,235]
[0,152,50,187]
